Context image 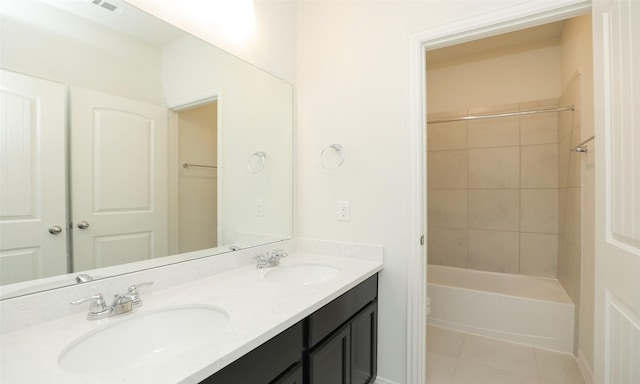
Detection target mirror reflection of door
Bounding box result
[70,87,169,271]
[0,70,68,284]
[177,102,218,253]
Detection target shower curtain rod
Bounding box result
[427,105,574,124]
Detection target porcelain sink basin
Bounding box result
[264,263,341,285]
[58,305,229,374]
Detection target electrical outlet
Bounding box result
[337,201,350,221]
[255,199,264,217]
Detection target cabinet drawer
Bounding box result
[307,274,377,348]
[202,321,303,383]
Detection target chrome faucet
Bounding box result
[75,273,94,283]
[71,282,153,320]
[255,249,288,268]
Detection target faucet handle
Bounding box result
[127,281,153,294]
[126,282,153,307]
[71,293,107,314]
[271,249,287,260]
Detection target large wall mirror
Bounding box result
[0,0,293,299]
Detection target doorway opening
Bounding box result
[405,2,593,383]
[174,101,219,254]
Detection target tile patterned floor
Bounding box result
[427,325,587,384]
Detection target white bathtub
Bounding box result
[427,265,575,353]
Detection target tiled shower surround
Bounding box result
[426,98,571,278]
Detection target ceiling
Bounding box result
[426,20,568,65]
[39,0,183,47]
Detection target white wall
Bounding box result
[125,0,297,84]
[0,1,163,104]
[295,2,539,382]
[162,35,294,246]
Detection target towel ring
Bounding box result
[320,144,344,170]
[248,151,266,173]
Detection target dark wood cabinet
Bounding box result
[200,321,303,384]
[306,300,377,384]
[273,363,304,384]
[350,301,377,384]
[308,325,351,384]
[201,274,378,384]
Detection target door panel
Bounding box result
[70,88,167,271]
[0,70,67,284]
[593,1,640,382]
[93,109,153,212]
[93,232,152,268]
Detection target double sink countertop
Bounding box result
[0,251,382,383]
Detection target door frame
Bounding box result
[406,1,592,383]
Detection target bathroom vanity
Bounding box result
[0,241,383,384]
[205,274,378,384]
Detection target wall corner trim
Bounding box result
[578,348,594,384]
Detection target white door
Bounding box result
[592,1,640,383]
[0,69,67,284]
[70,88,168,271]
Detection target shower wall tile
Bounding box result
[428,189,468,229]
[558,134,572,188]
[558,75,580,141]
[468,147,520,189]
[558,236,581,306]
[468,229,519,273]
[428,150,468,189]
[521,144,558,188]
[520,189,558,234]
[558,188,582,247]
[428,121,467,151]
[468,117,520,148]
[568,129,583,188]
[520,113,558,145]
[558,109,574,142]
[428,228,468,268]
[520,233,558,278]
[468,189,520,231]
[427,98,563,278]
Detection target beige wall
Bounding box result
[427,100,561,277]
[178,103,218,253]
[559,14,595,371]
[426,37,564,277]
[427,41,562,113]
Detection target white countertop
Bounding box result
[0,252,382,383]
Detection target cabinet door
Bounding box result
[351,302,377,384]
[308,325,351,384]
[272,363,303,384]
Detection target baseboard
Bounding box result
[577,348,594,384]
[374,375,401,384]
